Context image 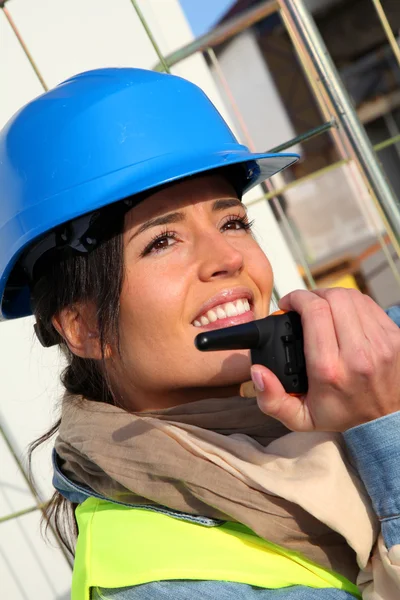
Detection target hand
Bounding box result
[251,288,400,432]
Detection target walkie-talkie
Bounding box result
[195,311,308,395]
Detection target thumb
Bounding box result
[251,365,312,431]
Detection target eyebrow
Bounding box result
[128,198,245,242]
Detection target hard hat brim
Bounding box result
[0,149,298,320]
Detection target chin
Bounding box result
[200,350,252,387]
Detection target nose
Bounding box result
[196,229,244,281]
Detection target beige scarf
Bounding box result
[55,393,399,595]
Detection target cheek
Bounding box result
[248,244,273,289]
[116,263,204,388]
[118,262,189,345]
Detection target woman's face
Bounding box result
[108,174,273,410]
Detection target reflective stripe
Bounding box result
[72,497,361,600]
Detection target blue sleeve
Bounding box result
[385,305,400,327]
[343,411,400,549]
[91,582,355,599]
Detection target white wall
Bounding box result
[0,1,305,597]
[210,29,302,156]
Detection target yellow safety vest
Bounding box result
[72,497,361,600]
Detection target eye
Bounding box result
[141,230,178,257]
[221,215,254,232]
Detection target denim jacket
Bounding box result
[54,306,400,600]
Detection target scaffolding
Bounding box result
[1,0,400,581]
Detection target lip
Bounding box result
[194,310,255,331]
[192,287,254,324]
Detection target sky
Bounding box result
[179,0,236,37]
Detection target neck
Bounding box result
[115,383,242,413]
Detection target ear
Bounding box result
[52,302,108,360]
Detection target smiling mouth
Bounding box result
[192,298,253,328]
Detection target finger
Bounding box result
[350,292,400,358]
[278,290,301,312]
[362,294,400,335]
[278,289,339,371]
[316,289,398,364]
[311,288,366,355]
[251,365,314,431]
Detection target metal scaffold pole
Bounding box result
[371,0,400,70]
[206,47,317,290]
[129,0,170,73]
[279,0,400,257]
[1,2,48,91]
[0,422,73,568]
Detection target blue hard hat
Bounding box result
[0,67,298,320]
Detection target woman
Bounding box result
[1,68,400,600]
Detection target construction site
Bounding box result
[1,0,400,597]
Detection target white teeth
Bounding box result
[225,302,238,317]
[193,297,252,326]
[216,306,227,319]
[206,309,218,322]
[236,299,245,315]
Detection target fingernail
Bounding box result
[251,367,265,392]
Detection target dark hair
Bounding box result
[27,165,247,555]
[28,211,125,555]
